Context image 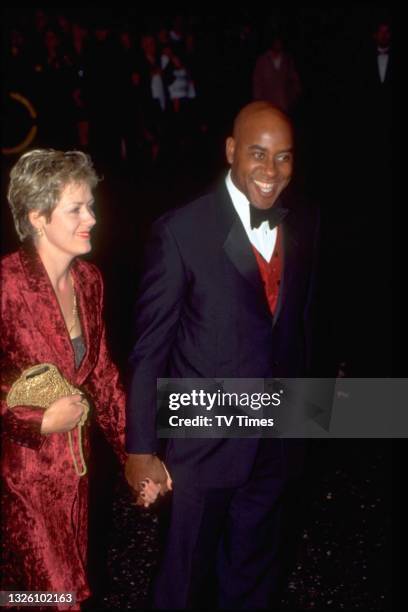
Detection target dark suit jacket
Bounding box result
[126,183,319,485]
[354,46,392,135]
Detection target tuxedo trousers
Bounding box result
[152,439,292,610]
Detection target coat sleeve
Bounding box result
[85,267,127,465]
[126,217,187,454]
[1,398,45,450]
[1,258,45,450]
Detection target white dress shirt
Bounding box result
[377,47,389,83]
[225,171,277,263]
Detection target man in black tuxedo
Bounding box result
[125,102,320,609]
[358,19,392,152]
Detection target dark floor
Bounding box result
[85,439,390,611]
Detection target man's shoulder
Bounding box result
[283,186,320,228]
[154,189,219,232]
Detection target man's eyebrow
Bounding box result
[248,145,267,152]
[247,145,294,153]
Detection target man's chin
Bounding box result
[248,187,280,209]
[250,196,278,210]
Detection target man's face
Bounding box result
[374,23,391,48]
[226,112,293,209]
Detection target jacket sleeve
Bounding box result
[1,260,46,450]
[85,267,127,465]
[1,398,45,450]
[126,218,187,454]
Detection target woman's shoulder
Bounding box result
[1,250,23,277]
[1,252,26,307]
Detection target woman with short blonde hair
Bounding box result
[1,149,159,608]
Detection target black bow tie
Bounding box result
[378,47,389,55]
[249,204,288,229]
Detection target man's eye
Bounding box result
[253,151,264,160]
[70,208,80,213]
[277,154,291,163]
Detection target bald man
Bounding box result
[126,102,320,609]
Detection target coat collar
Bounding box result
[18,241,99,383]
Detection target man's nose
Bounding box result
[263,158,278,177]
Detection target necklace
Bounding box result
[68,276,78,336]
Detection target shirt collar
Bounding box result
[225,170,251,230]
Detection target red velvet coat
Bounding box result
[1,243,126,608]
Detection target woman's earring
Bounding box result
[37,227,43,237]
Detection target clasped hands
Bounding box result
[125,453,173,508]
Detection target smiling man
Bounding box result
[226,102,293,208]
[126,102,320,609]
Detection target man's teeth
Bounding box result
[254,181,274,194]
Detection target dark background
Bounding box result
[2,7,393,610]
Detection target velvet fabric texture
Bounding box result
[1,243,126,609]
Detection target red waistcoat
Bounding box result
[251,228,283,315]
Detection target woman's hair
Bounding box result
[7,149,100,241]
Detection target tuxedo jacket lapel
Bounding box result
[215,185,265,302]
[223,219,266,298]
[273,218,299,324]
[215,184,300,322]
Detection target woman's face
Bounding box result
[36,181,96,258]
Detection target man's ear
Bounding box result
[225,137,235,165]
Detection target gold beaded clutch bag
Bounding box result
[6,363,89,476]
